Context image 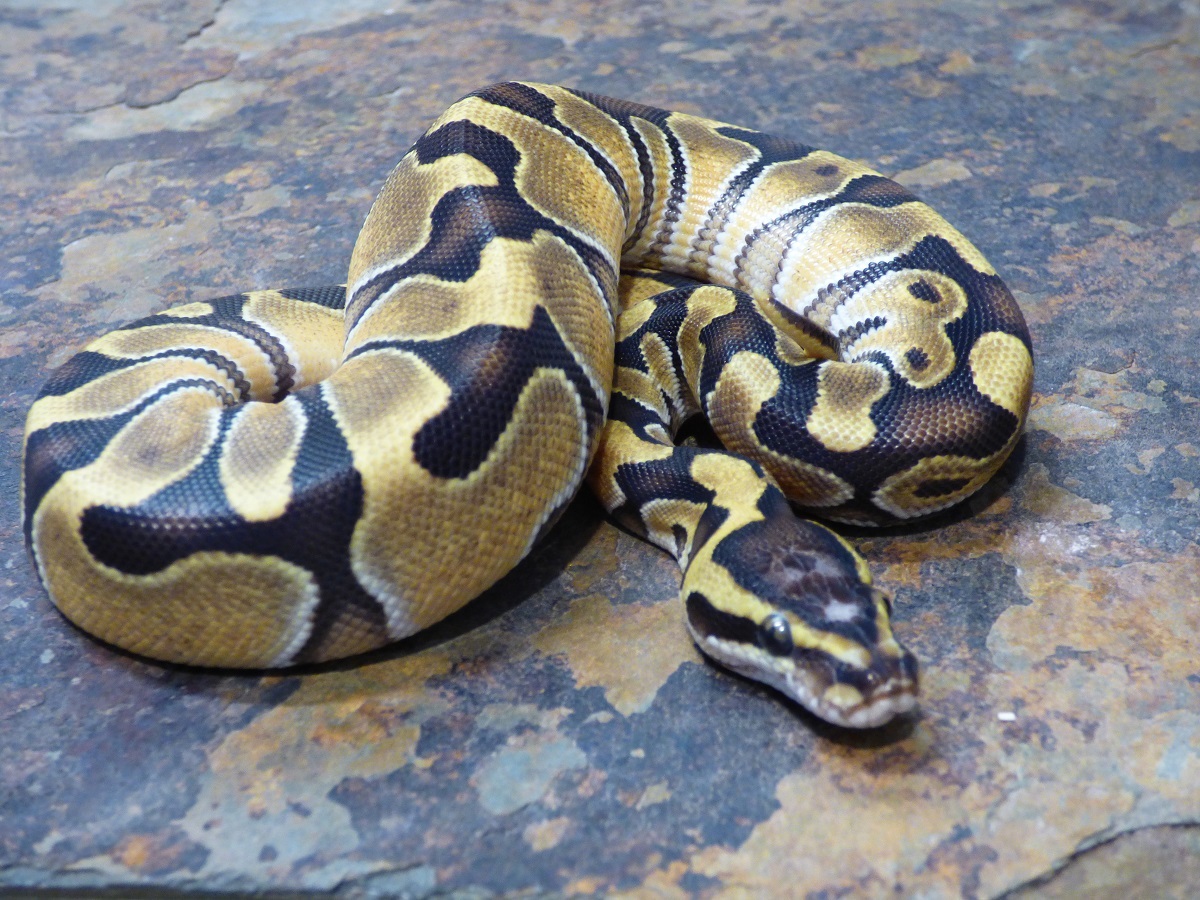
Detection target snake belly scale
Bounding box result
[22,82,1032,728]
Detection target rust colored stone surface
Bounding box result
[1,1,1198,897]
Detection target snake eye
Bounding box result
[758,613,793,656]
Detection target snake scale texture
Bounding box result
[23,82,1032,727]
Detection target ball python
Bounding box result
[22,82,1032,728]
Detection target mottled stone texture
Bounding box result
[1,1,1198,897]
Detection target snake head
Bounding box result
[683,507,919,729]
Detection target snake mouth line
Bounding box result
[698,631,919,729]
[792,667,919,729]
[819,682,919,729]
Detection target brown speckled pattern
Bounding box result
[1,1,1198,896]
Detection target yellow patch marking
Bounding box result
[242,291,345,390]
[219,398,306,522]
[773,202,995,318]
[637,496,708,564]
[587,419,675,511]
[542,86,647,239]
[872,592,907,658]
[680,456,774,621]
[823,684,865,709]
[639,331,687,416]
[34,501,319,667]
[832,270,968,389]
[346,146,500,311]
[27,385,317,668]
[703,347,854,507]
[614,371,668,421]
[969,331,1034,417]
[873,446,1017,519]
[766,457,855,510]
[677,285,738,389]
[328,348,590,638]
[707,349,780,439]
[347,235,612,401]
[709,151,871,291]
[615,294,657,338]
[25,356,239,437]
[618,271,685,312]
[795,627,872,669]
[73,385,223,508]
[508,121,626,257]
[773,328,819,367]
[157,301,215,318]
[806,360,890,453]
[90,322,279,399]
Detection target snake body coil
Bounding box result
[23,83,1032,727]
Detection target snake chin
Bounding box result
[811,676,920,730]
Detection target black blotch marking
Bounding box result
[815,164,839,177]
[715,126,817,164]
[710,497,880,646]
[694,290,826,407]
[671,523,689,557]
[564,88,673,128]
[351,305,603,481]
[475,82,629,217]
[907,278,941,303]
[624,268,703,294]
[686,590,758,646]
[474,81,559,128]
[77,388,388,663]
[836,174,917,208]
[277,284,347,310]
[613,285,695,389]
[36,350,133,399]
[607,446,719,541]
[22,378,235,547]
[905,347,930,371]
[612,449,714,508]
[900,236,1031,348]
[349,118,615,334]
[36,347,249,401]
[691,502,729,556]
[607,391,667,441]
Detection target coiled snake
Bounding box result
[22,83,1032,728]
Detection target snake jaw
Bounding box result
[805,651,920,729]
[788,623,921,729]
[692,623,919,729]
